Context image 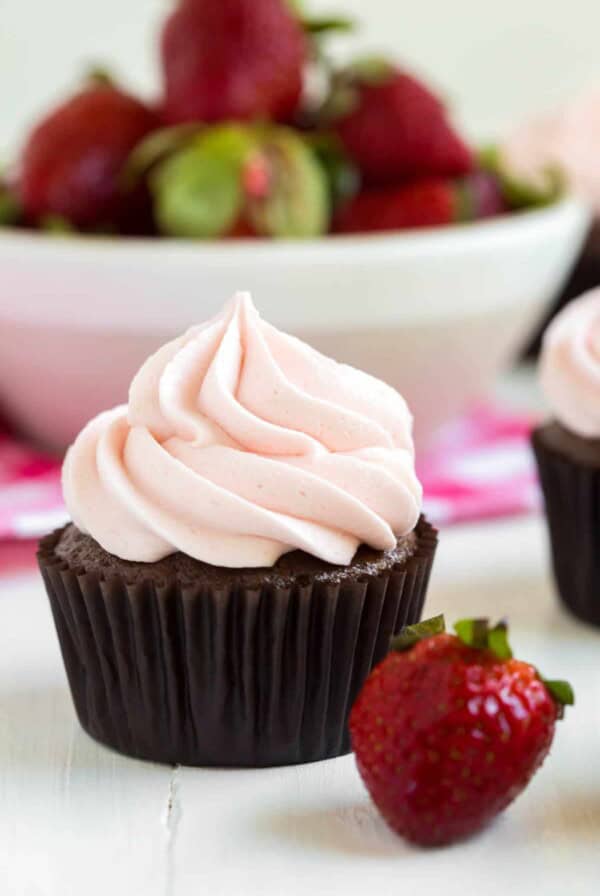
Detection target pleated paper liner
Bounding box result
[38,517,438,767]
[532,426,600,627]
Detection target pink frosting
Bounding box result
[63,292,422,567]
[540,288,600,437]
[502,88,600,212]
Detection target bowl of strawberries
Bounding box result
[0,0,589,449]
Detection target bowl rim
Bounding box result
[0,195,590,258]
[0,194,590,333]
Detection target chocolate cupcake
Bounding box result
[39,291,437,766]
[533,288,600,626]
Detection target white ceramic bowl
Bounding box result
[0,197,589,450]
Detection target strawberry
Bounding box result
[334,171,506,234]
[19,84,158,230]
[331,60,473,186]
[350,616,573,847]
[161,0,307,125]
[334,179,455,233]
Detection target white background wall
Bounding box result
[2,0,600,157]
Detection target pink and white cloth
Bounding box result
[0,404,541,541]
[418,404,541,525]
[0,432,67,539]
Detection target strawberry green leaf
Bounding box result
[317,57,395,124]
[543,679,575,712]
[85,66,116,88]
[454,618,514,658]
[478,145,502,171]
[152,125,254,238]
[454,619,512,660]
[454,618,490,650]
[318,83,360,122]
[303,16,355,35]
[0,183,20,226]
[391,614,446,652]
[346,56,395,86]
[502,165,564,209]
[478,144,565,210]
[286,0,354,33]
[487,621,513,660]
[246,128,330,238]
[123,124,204,189]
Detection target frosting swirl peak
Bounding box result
[63,292,421,567]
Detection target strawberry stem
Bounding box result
[345,56,395,86]
[487,621,512,660]
[454,618,488,649]
[391,614,445,652]
[85,66,115,88]
[454,618,513,659]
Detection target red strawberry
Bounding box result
[334,179,456,233]
[161,0,306,125]
[19,85,158,229]
[332,62,473,186]
[350,616,573,847]
[334,171,507,235]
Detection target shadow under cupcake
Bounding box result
[38,292,437,767]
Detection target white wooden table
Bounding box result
[1,514,599,896]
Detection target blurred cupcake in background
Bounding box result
[503,88,600,207]
[503,89,600,351]
[532,287,600,626]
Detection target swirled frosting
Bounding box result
[540,288,600,437]
[63,292,422,567]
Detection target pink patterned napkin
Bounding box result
[0,431,67,539]
[419,404,541,525]
[0,404,540,541]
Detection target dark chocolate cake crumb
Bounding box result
[53,522,418,589]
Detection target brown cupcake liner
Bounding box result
[532,427,600,626]
[38,517,437,767]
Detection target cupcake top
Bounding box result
[540,288,600,438]
[502,88,600,212]
[63,292,422,568]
